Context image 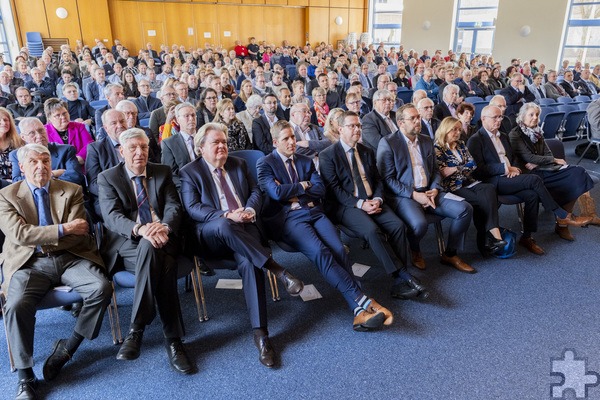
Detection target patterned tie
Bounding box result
[286,159,299,183]
[215,168,240,211]
[537,87,545,99]
[349,148,368,199]
[34,188,52,226]
[186,136,195,161]
[133,176,152,224]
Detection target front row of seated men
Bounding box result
[0,104,594,399]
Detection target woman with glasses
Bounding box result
[196,88,218,128]
[43,98,93,164]
[310,87,329,128]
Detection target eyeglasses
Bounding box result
[205,96,217,101]
[419,106,434,110]
[378,98,394,103]
[483,115,503,120]
[23,129,46,138]
[343,124,362,129]
[347,101,361,106]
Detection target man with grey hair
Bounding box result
[132,79,161,120]
[0,70,15,105]
[362,89,398,151]
[0,143,111,399]
[417,97,439,140]
[288,102,331,159]
[434,84,460,120]
[499,72,535,117]
[98,128,194,374]
[161,102,197,189]
[488,95,515,132]
[10,117,84,185]
[94,83,125,139]
[25,67,55,103]
[116,99,160,162]
[84,66,107,102]
[457,69,483,99]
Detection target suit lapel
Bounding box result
[200,158,221,208]
[479,130,501,163]
[273,152,292,184]
[145,164,160,214]
[48,181,65,223]
[16,181,38,224]
[225,159,245,200]
[175,134,191,163]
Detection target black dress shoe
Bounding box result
[166,339,195,374]
[254,335,276,368]
[406,279,430,299]
[15,378,37,400]
[116,329,144,360]
[390,281,419,300]
[278,270,304,296]
[43,339,71,381]
[486,234,507,253]
[198,263,215,276]
[70,302,82,318]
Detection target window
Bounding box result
[561,0,600,66]
[0,13,11,62]
[454,0,499,55]
[369,0,403,48]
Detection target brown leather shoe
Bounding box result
[518,236,546,255]
[555,224,575,241]
[440,254,476,274]
[367,299,393,325]
[411,250,426,270]
[556,213,592,227]
[353,309,386,332]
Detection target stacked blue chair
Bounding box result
[26,32,44,57]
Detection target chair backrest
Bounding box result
[578,103,590,111]
[396,89,414,104]
[387,65,398,75]
[562,110,587,139]
[229,149,265,182]
[286,65,297,80]
[494,89,502,95]
[557,104,579,114]
[546,138,566,159]
[575,95,591,103]
[465,96,483,104]
[541,112,565,139]
[472,101,489,125]
[592,94,600,101]
[397,86,410,92]
[484,95,494,102]
[90,100,109,109]
[556,96,573,104]
[25,31,43,43]
[539,98,556,106]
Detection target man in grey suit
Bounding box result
[0,144,112,399]
[288,103,331,159]
[544,70,569,100]
[161,102,197,189]
[98,128,194,374]
[528,73,548,104]
[132,79,162,120]
[377,104,475,273]
[361,89,398,151]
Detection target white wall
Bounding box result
[400,0,457,54]
[493,0,569,69]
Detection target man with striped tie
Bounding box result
[98,128,195,375]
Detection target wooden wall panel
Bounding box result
[328,8,349,44]
[13,0,50,45]
[138,2,166,50]
[348,0,365,8]
[216,6,240,48]
[192,4,218,47]
[108,1,140,50]
[164,3,196,48]
[78,0,113,47]
[288,0,309,6]
[44,0,81,42]
[330,0,349,8]
[310,0,329,6]
[307,7,330,45]
[238,7,265,45]
[348,8,365,35]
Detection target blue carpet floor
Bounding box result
[1,140,599,400]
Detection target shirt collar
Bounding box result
[125,166,147,180]
[276,150,293,164]
[26,180,50,195]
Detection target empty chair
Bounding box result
[286,65,296,80]
[396,89,414,104]
[556,96,574,104]
[577,120,600,164]
[592,94,600,101]
[578,103,590,111]
[539,98,556,106]
[541,112,565,139]
[575,95,591,103]
[472,101,488,126]
[562,110,587,140]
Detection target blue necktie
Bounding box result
[133,176,152,225]
[34,188,52,226]
[286,159,299,183]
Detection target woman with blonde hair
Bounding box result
[0,108,24,180]
[434,116,506,255]
[323,108,344,143]
[213,98,251,151]
[310,87,329,128]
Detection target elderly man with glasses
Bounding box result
[362,89,398,151]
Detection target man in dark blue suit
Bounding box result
[377,104,475,273]
[500,73,536,117]
[179,122,303,368]
[11,117,84,185]
[132,79,162,120]
[251,94,282,155]
[319,111,428,300]
[161,103,197,190]
[257,120,393,332]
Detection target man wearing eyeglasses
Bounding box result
[378,104,475,274]
[10,117,84,185]
[499,73,535,117]
[161,103,198,190]
[148,85,178,143]
[132,79,162,120]
[417,97,439,140]
[319,111,429,300]
[362,89,398,152]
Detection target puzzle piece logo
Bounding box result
[551,349,600,399]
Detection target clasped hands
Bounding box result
[139,222,170,248]
[361,199,382,215]
[226,208,254,223]
[413,189,438,209]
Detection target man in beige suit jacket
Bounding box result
[0,143,112,400]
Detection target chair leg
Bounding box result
[192,257,209,322]
[516,203,525,234]
[434,221,445,256]
[267,271,280,302]
[1,293,16,371]
[106,283,123,345]
[576,141,594,165]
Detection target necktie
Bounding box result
[186,136,195,161]
[424,120,433,139]
[133,176,152,224]
[34,188,51,226]
[537,87,545,98]
[215,168,240,211]
[286,159,299,183]
[349,149,368,199]
[385,116,397,134]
